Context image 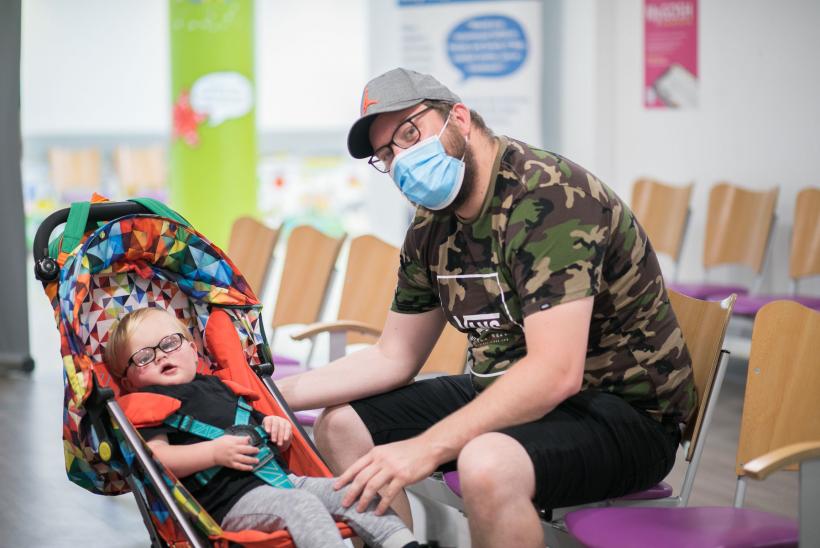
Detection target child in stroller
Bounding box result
[32,199,417,547]
[107,307,417,548]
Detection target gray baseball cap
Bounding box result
[347,67,461,159]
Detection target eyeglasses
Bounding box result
[368,107,436,173]
[126,332,186,372]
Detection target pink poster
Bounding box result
[644,0,698,109]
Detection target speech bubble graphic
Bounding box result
[447,15,528,80]
[190,71,253,126]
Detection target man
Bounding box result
[277,68,695,547]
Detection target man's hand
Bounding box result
[211,435,259,471]
[263,415,293,451]
[334,437,439,515]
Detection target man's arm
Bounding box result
[276,307,448,411]
[335,296,593,513]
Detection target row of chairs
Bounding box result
[48,146,166,196]
[225,218,468,384]
[408,293,819,547]
[225,210,817,544]
[631,179,820,316]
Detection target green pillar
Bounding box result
[169,0,257,248]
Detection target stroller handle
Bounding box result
[33,201,153,282]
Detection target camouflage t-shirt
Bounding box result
[392,137,696,425]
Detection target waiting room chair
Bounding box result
[284,235,469,425]
[630,178,693,281]
[113,145,167,198]
[288,233,399,362]
[226,216,280,298]
[732,187,820,316]
[669,183,778,300]
[407,290,737,542]
[267,225,346,372]
[48,147,102,200]
[565,300,820,548]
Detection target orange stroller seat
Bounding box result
[33,198,355,547]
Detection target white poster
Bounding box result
[398,0,542,146]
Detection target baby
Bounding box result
[106,307,417,548]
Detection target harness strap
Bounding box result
[164,397,293,489]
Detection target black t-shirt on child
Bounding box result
[137,374,288,523]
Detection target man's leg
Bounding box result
[458,433,541,548]
[314,376,477,528]
[314,403,414,526]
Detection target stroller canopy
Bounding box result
[57,214,261,399]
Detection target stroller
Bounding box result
[33,198,355,547]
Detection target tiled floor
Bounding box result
[0,262,797,547]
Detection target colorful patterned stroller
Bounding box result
[33,198,355,547]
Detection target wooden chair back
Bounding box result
[48,148,102,192]
[418,323,468,377]
[789,187,820,280]
[113,145,166,194]
[226,217,279,297]
[337,235,401,345]
[736,300,820,475]
[668,289,736,461]
[271,226,346,328]
[704,183,778,272]
[631,178,693,261]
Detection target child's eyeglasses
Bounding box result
[127,333,186,371]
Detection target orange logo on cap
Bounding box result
[361,88,378,115]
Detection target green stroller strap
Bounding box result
[49,198,190,260]
[127,197,191,227]
[51,201,92,258]
[164,397,294,489]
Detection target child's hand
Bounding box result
[263,415,292,451]
[211,435,260,471]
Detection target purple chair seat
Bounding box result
[566,506,798,548]
[733,294,820,317]
[273,353,300,366]
[293,408,322,427]
[443,471,462,497]
[270,362,306,380]
[667,282,748,301]
[616,481,673,500]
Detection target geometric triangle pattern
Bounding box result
[44,212,272,541]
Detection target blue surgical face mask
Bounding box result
[389,117,465,211]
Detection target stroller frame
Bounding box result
[34,201,336,548]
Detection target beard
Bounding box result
[437,124,479,216]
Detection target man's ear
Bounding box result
[451,102,472,136]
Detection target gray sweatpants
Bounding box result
[221,474,415,548]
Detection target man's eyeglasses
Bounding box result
[368,107,436,173]
[126,332,186,372]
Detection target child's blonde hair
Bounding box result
[105,308,193,378]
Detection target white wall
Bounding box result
[21,0,170,135]
[577,0,820,292]
[21,0,367,135]
[255,0,366,132]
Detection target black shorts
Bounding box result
[349,374,680,511]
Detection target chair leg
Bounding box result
[799,458,820,547]
[680,350,731,505]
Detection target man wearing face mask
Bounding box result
[277,68,694,547]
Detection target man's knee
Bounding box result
[314,404,374,467]
[457,432,535,502]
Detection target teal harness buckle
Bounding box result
[164,396,294,489]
